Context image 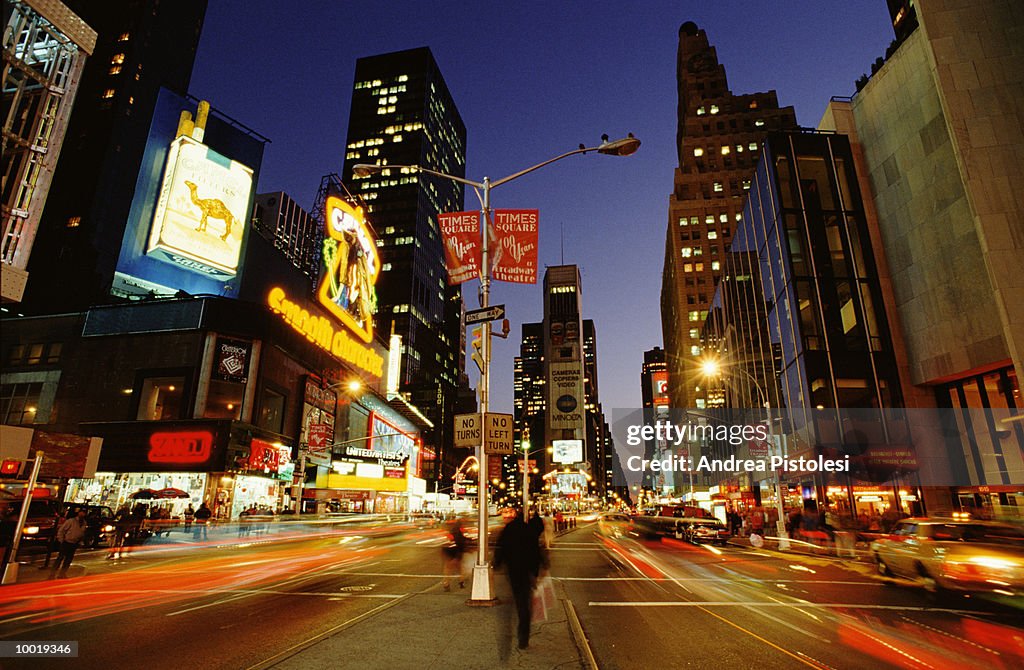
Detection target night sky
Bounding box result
[189,1,894,416]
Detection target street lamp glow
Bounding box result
[700,358,721,377]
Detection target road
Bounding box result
[1,519,1021,669]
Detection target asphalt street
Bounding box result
[1,520,1021,670]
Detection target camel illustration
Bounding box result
[184,180,236,241]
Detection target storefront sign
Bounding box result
[147,134,254,279]
[317,196,379,343]
[149,430,213,464]
[268,286,384,377]
[247,438,281,473]
[214,337,251,383]
[490,209,539,284]
[652,371,669,406]
[438,211,480,284]
[307,423,331,450]
[369,412,418,475]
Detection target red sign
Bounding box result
[148,431,213,464]
[248,438,282,473]
[488,456,502,480]
[490,209,539,284]
[517,459,537,473]
[438,211,480,284]
[308,423,331,451]
[652,371,669,406]
[748,438,770,459]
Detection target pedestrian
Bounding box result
[50,507,88,579]
[440,518,467,591]
[194,502,212,540]
[184,503,195,532]
[494,509,543,649]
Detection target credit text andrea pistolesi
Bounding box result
[626,455,850,473]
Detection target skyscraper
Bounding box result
[252,191,318,285]
[21,0,208,313]
[661,22,797,409]
[340,47,468,485]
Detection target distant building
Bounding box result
[2,0,97,303]
[661,21,797,409]
[339,47,470,487]
[512,265,609,504]
[253,192,318,286]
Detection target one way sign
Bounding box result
[465,304,505,325]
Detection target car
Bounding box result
[674,518,731,546]
[597,512,632,538]
[631,505,722,541]
[870,518,1024,598]
[7,496,63,548]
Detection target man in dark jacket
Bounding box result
[494,510,542,649]
[51,507,88,579]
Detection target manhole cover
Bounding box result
[339,584,375,592]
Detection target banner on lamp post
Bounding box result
[438,212,480,284]
[490,209,539,284]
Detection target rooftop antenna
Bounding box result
[560,221,565,265]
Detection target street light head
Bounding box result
[352,163,383,178]
[347,380,363,393]
[597,133,641,156]
[700,359,721,377]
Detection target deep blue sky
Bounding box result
[190,1,894,415]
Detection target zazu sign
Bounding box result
[148,431,213,464]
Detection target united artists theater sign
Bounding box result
[267,197,384,378]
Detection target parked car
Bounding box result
[8,496,63,547]
[632,505,723,542]
[871,518,1024,597]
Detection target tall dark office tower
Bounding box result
[22,0,208,313]
[661,22,796,409]
[340,47,468,484]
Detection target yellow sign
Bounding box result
[317,196,379,343]
[267,286,384,378]
[147,134,253,278]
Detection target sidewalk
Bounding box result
[263,577,589,670]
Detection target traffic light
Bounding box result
[1,459,22,477]
[470,326,484,372]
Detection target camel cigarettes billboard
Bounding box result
[146,134,254,278]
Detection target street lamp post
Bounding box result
[702,359,790,551]
[354,134,639,603]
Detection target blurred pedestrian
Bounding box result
[494,510,543,649]
[441,518,467,590]
[50,507,88,579]
[194,502,212,540]
[184,503,195,532]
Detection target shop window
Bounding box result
[257,388,286,432]
[0,382,43,425]
[137,377,185,420]
[204,380,244,420]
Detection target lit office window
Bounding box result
[711,261,721,271]
[681,248,692,258]
[683,263,693,273]
[708,231,718,240]
[755,119,765,127]
[693,147,704,157]
[696,106,706,116]
[710,105,719,114]
[720,146,730,155]
[713,182,723,192]
[705,215,715,224]
[749,142,758,151]
[111,53,125,65]
[101,89,115,99]
[719,213,728,223]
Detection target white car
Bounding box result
[870,518,1024,597]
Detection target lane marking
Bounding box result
[587,601,986,615]
[553,576,880,585]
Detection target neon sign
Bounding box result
[148,431,213,464]
[267,286,384,377]
[317,196,379,343]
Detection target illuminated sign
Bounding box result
[552,439,583,464]
[148,431,213,464]
[317,196,379,343]
[267,286,384,378]
[369,412,417,475]
[652,371,669,406]
[146,134,254,278]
